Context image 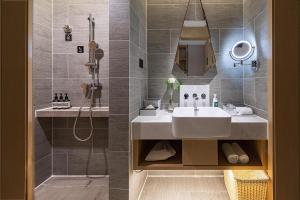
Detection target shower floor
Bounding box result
[139,176,230,200]
[34,176,109,200]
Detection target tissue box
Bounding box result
[143,98,161,109]
[140,108,159,116]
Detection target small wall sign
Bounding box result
[77,46,84,53]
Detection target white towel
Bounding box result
[231,143,250,164]
[222,143,239,164]
[235,107,253,115]
[145,141,176,161]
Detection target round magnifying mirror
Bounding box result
[230,40,254,61]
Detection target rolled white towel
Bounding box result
[235,107,253,115]
[222,143,239,164]
[231,143,250,164]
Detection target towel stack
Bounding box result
[222,143,250,164]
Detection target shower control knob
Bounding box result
[184,93,189,100]
[192,93,198,98]
[201,93,206,99]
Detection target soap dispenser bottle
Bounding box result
[212,94,219,107]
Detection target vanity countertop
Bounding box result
[131,110,268,140]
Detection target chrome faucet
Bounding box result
[192,93,199,111]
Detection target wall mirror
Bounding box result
[174,0,216,76]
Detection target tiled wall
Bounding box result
[52,0,109,175]
[147,0,245,107]
[108,0,148,199]
[108,0,130,199]
[243,0,270,119]
[129,0,148,199]
[33,0,53,186]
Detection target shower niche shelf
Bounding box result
[35,107,109,118]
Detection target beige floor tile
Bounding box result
[139,177,230,200]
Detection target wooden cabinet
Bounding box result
[182,140,218,166]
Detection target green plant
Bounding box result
[165,78,180,91]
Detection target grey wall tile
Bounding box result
[148,54,174,78]
[219,29,243,53]
[203,3,243,28]
[68,117,109,129]
[109,78,129,114]
[53,153,68,175]
[68,152,107,175]
[243,78,256,106]
[53,78,109,107]
[33,0,52,27]
[255,77,267,111]
[147,5,186,29]
[35,154,52,186]
[53,54,68,79]
[109,41,129,77]
[244,0,267,24]
[129,43,147,79]
[110,189,129,200]
[109,115,129,151]
[254,9,270,65]
[93,129,109,153]
[69,3,108,30]
[33,23,52,79]
[216,53,243,78]
[148,30,170,54]
[220,78,243,104]
[109,3,130,40]
[53,129,93,154]
[129,78,143,113]
[53,0,68,29]
[33,78,52,106]
[108,151,129,189]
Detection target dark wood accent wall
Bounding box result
[0,0,29,199]
[272,0,300,199]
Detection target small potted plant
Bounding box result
[165,77,180,112]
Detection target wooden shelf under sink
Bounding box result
[133,140,267,170]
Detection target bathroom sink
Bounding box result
[172,107,231,138]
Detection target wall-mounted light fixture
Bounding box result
[229,40,258,71]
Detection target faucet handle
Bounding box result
[184,93,189,100]
[201,93,206,99]
[192,93,198,98]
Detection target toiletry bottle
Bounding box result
[64,93,70,102]
[59,93,64,102]
[212,94,219,107]
[53,93,59,102]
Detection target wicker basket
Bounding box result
[224,170,269,200]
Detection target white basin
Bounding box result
[172,107,231,138]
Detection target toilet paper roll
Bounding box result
[222,143,239,164]
[231,143,250,164]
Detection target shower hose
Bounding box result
[73,76,96,142]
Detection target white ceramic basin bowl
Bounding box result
[172,107,231,138]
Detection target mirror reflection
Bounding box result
[175,0,216,76]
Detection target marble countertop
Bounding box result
[131,110,268,140]
[35,107,109,118]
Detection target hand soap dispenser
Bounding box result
[212,94,219,107]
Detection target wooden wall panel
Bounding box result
[273,0,300,199]
[0,0,29,199]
